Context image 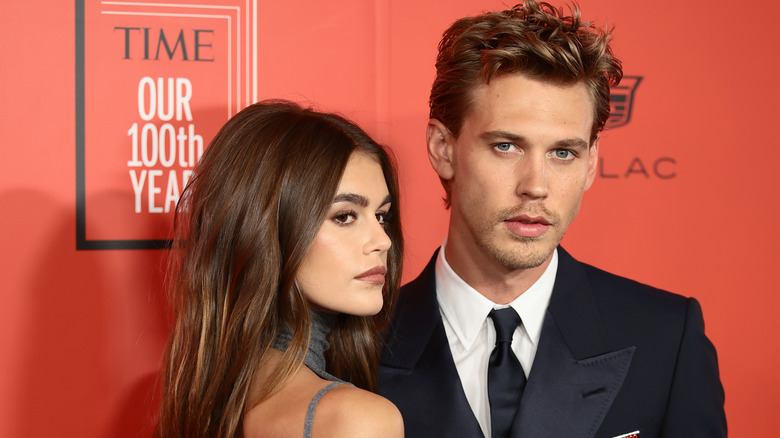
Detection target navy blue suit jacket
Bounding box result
[378,248,726,437]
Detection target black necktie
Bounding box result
[488,308,526,438]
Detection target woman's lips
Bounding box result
[355,266,387,285]
[504,215,551,238]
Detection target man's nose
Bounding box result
[515,154,548,199]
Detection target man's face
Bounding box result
[433,74,598,272]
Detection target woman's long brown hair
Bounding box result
[154,100,403,438]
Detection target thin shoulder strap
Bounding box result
[303,381,348,438]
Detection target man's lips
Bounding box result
[355,266,387,285]
[503,215,551,238]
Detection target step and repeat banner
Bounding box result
[2,0,778,436]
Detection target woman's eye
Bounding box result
[332,212,357,225]
[376,211,388,225]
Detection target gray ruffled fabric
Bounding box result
[272,309,339,381]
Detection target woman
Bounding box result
[154,100,404,437]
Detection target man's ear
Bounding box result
[584,135,600,191]
[427,119,455,180]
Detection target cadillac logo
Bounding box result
[606,76,642,129]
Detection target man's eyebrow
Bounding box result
[555,138,589,150]
[480,130,524,142]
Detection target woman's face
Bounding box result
[296,152,393,316]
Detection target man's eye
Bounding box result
[554,149,572,159]
[495,143,515,152]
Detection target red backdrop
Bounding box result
[1,0,778,436]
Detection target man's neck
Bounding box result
[443,237,552,305]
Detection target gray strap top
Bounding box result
[303,381,348,438]
[272,310,352,437]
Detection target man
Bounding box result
[377,1,726,437]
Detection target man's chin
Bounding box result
[488,241,554,271]
[497,255,550,270]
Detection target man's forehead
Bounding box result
[460,75,595,136]
[471,74,594,106]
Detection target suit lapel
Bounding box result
[382,248,634,437]
[511,248,634,438]
[379,251,483,437]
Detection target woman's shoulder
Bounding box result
[243,365,327,437]
[312,384,404,437]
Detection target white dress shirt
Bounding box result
[436,242,557,438]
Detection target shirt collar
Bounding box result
[436,241,557,350]
[507,249,557,346]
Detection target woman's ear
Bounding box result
[426,119,455,180]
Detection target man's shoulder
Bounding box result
[567,255,696,334]
[582,260,686,302]
[399,250,439,290]
[553,251,711,362]
[382,251,441,354]
[561,248,687,305]
[394,251,439,310]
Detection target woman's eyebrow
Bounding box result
[333,193,392,207]
[333,193,369,207]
